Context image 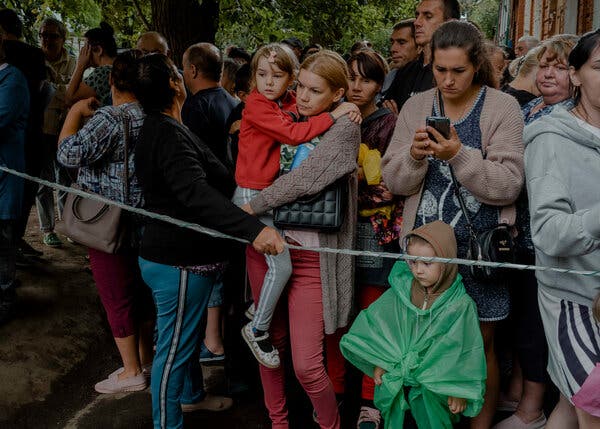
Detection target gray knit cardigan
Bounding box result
[249,115,360,334]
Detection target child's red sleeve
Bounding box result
[244,94,334,145]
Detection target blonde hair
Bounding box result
[510,46,541,78]
[250,43,298,89]
[537,34,579,65]
[300,50,349,93]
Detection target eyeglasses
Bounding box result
[39,32,62,40]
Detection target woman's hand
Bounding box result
[72,97,99,118]
[331,102,362,124]
[410,127,434,161]
[252,227,286,255]
[76,42,93,70]
[426,124,462,161]
[373,366,386,385]
[447,396,466,414]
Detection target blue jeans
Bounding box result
[139,257,217,429]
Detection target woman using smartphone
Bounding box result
[382,20,525,429]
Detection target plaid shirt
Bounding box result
[57,102,145,207]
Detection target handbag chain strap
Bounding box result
[436,90,478,240]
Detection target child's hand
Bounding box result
[331,102,362,123]
[373,366,386,385]
[447,396,466,414]
[241,203,255,215]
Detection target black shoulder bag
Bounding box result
[436,90,515,282]
[273,133,348,232]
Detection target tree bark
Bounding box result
[150,0,219,67]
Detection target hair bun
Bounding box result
[99,21,114,36]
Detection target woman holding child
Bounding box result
[243,50,361,429]
[382,21,524,428]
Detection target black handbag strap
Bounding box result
[435,90,478,239]
[448,165,478,238]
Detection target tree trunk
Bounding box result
[150,0,219,67]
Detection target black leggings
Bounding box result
[510,255,548,383]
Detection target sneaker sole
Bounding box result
[241,326,280,369]
[94,382,148,394]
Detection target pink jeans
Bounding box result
[246,245,340,429]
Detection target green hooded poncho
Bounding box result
[340,221,486,429]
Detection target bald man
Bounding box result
[136,31,169,56]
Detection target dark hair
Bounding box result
[441,0,461,20]
[347,50,389,86]
[111,49,143,93]
[350,40,373,54]
[223,58,240,83]
[84,22,117,58]
[392,18,415,37]
[568,29,600,105]
[281,37,303,50]
[134,54,179,113]
[234,63,251,94]
[0,8,23,38]
[431,20,497,88]
[40,17,67,39]
[185,42,223,82]
[227,46,251,64]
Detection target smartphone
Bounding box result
[426,116,451,142]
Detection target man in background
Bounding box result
[36,17,76,248]
[380,0,460,114]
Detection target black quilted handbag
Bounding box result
[273,177,348,232]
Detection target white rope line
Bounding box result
[3,164,600,278]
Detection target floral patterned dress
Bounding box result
[413,87,509,321]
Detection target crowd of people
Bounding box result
[1,0,600,428]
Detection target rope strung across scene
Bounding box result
[3,164,600,278]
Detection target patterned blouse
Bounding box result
[57,102,145,207]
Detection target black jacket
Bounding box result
[135,113,264,266]
[381,54,434,111]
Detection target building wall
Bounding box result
[505,0,597,45]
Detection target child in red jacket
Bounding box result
[234,43,358,368]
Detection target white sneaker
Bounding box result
[357,406,381,429]
[241,322,280,368]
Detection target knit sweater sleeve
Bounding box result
[245,91,334,145]
[381,92,430,196]
[249,115,360,214]
[448,89,524,206]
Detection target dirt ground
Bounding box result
[0,213,315,428]
[0,214,530,428]
[0,212,105,423]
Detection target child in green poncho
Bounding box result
[341,220,486,429]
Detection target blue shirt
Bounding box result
[0,64,29,219]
